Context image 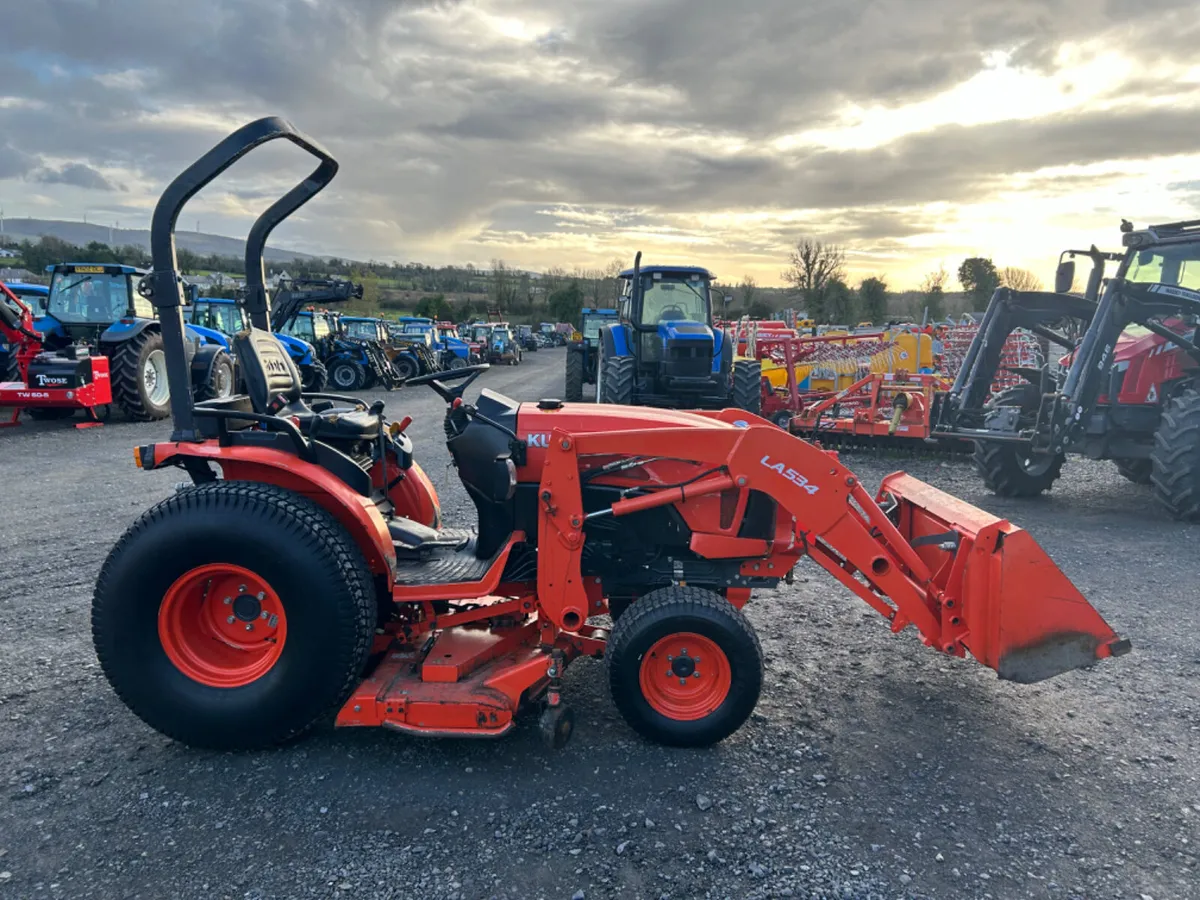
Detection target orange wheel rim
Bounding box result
[158,564,287,688]
[638,633,731,721]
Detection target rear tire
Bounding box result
[301,359,328,392]
[972,386,1064,497]
[193,351,235,403]
[1151,387,1200,521]
[109,330,171,421]
[1114,458,1152,485]
[600,355,635,405]
[565,349,584,402]
[92,482,376,750]
[447,356,467,370]
[731,360,761,416]
[329,359,366,391]
[606,586,762,747]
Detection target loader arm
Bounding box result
[535,412,1127,683]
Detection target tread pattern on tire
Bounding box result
[971,386,1064,497]
[1151,387,1200,520]
[2,351,18,384]
[93,480,377,749]
[302,358,328,392]
[565,349,584,401]
[330,359,366,391]
[606,586,763,747]
[600,355,634,405]
[108,329,166,421]
[731,360,762,415]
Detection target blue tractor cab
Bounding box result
[186,296,327,391]
[396,315,470,368]
[596,254,759,413]
[1,283,49,382]
[35,263,233,420]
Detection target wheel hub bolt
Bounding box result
[223,597,232,605]
[245,624,254,632]
[226,616,235,624]
[260,611,269,620]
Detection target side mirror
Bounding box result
[1054,259,1075,294]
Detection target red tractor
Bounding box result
[92,118,1127,752]
[935,222,1200,519]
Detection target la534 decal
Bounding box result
[761,455,819,494]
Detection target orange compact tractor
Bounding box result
[93,119,1129,751]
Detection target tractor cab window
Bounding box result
[344,320,379,341]
[580,314,608,341]
[193,302,245,335]
[639,276,709,324]
[1126,240,1200,292]
[281,315,314,341]
[47,271,132,323]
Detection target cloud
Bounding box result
[34,162,124,191]
[0,0,1197,286]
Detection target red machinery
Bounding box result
[0,283,112,428]
[92,118,1128,754]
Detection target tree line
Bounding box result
[774,238,1045,325]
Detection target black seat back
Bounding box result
[233,327,302,413]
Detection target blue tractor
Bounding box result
[564,307,618,401]
[332,315,406,390]
[395,315,471,369]
[1,283,49,382]
[596,254,760,413]
[33,263,234,420]
[185,296,328,391]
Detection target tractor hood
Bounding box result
[657,321,714,343]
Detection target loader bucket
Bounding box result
[878,473,1130,683]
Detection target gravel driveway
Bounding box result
[0,347,1195,900]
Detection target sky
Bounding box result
[1,0,1198,289]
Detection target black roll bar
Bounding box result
[144,116,338,441]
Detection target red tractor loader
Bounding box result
[92,119,1129,752]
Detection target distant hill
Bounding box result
[0,218,321,264]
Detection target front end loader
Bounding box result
[91,118,1128,755]
[935,221,1200,518]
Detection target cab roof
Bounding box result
[619,265,714,280]
[3,282,49,295]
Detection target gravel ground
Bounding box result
[1,346,1197,900]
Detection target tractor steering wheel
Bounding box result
[406,364,490,403]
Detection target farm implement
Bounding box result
[0,283,113,428]
[93,117,1128,754]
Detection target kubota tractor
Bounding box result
[934,220,1200,520]
[92,118,1127,754]
[597,256,760,415]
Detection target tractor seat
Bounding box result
[233,326,382,439]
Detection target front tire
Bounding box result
[92,482,376,750]
[600,355,635,405]
[731,360,762,416]
[972,386,1064,497]
[393,355,420,380]
[606,587,762,747]
[108,330,171,421]
[193,351,235,403]
[329,359,366,391]
[301,359,328,392]
[565,349,584,402]
[1151,388,1200,520]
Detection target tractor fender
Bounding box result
[602,323,632,358]
[146,443,396,579]
[716,328,732,377]
[190,342,228,386]
[98,317,158,344]
[184,323,231,351]
[275,332,314,365]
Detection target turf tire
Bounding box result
[606,586,762,747]
[92,481,377,750]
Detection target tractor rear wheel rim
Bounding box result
[158,564,287,688]
[639,633,731,721]
[215,362,233,398]
[144,349,170,406]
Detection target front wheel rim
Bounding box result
[144,349,170,406]
[638,633,731,721]
[333,366,355,388]
[158,564,288,688]
[214,363,234,398]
